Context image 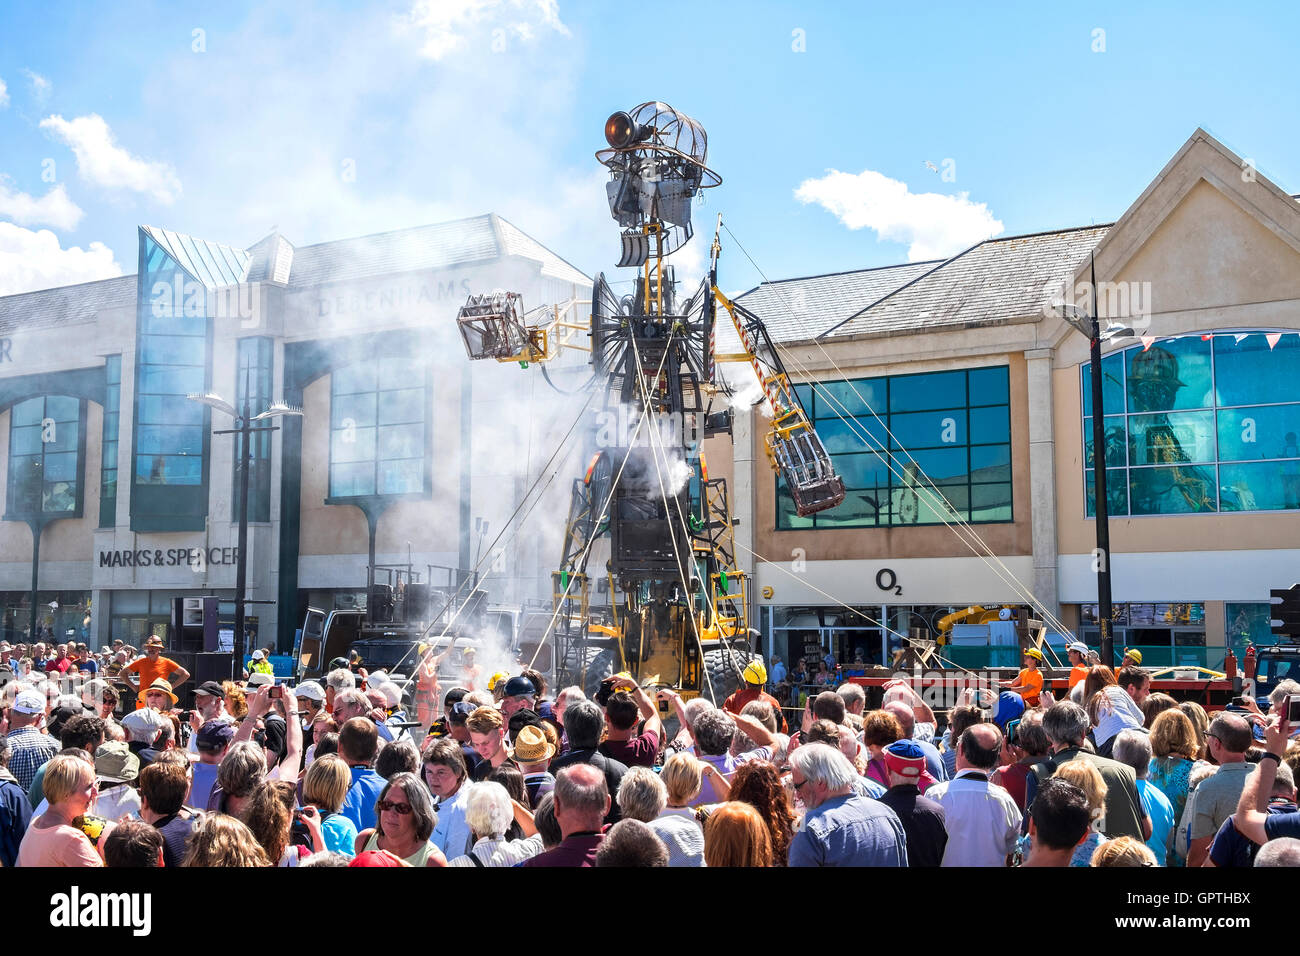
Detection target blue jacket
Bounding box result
[0,770,33,868]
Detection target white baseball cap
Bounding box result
[12,689,46,714]
[251,649,266,661]
[247,672,275,687]
[293,680,326,702]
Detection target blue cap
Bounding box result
[884,739,926,761]
[992,691,1025,729]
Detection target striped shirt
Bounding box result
[6,728,58,795]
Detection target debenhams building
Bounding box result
[0,215,589,650]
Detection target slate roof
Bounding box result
[0,274,136,335]
[824,224,1111,339]
[735,261,939,342]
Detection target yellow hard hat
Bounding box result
[1024,648,1044,661]
[488,671,509,691]
[743,660,768,685]
[1124,648,1143,665]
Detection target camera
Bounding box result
[594,676,618,709]
[269,685,283,699]
[1288,694,1300,724]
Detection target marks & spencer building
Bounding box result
[0,215,588,650]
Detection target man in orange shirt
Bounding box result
[722,660,788,733]
[122,636,190,709]
[1066,642,1091,690]
[1000,648,1044,707]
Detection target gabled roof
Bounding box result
[141,225,251,290]
[733,261,939,343]
[1079,127,1300,291]
[825,224,1111,339]
[0,274,136,336]
[284,214,590,288]
[246,232,295,285]
[495,216,591,288]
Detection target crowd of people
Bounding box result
[3,635,1300,868]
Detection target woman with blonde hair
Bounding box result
[703,801,772,867]
[17,753,110,867]
[182,813,270,867]
[1147,708,1204,865]
[1053,761,1107,867]
[658,752,706,817]
[1091,835,1157,867]
[302,753,359,857]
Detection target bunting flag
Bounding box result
[1234,333,1250,343]
[1141,336,1156,351]
[1201,334,1213,341]
[1266,332,1283,350]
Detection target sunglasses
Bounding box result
[377,800,412,815]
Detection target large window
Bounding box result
[1082,331,1300,516]
[777,365,1012,529]
[329,357,427,498]
[7,395,84,517]
[234,337,273,522]
[99,355,121,527]
[134,236,208,488]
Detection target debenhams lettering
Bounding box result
[98,547,240,568]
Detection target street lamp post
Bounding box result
[1058,258,1133,669]
[189,383,301,675]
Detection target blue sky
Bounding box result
[2,0,1298,298]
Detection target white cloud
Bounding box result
[39,113,183,204]
[398,0,569,60]
[0,179,83,230]
[0,78,8,109]
[0,222,122,296]
[22,68,51,101]
[795,168,1004,262]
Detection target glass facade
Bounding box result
[1082,331,1300,515]
[0,590,92,645]
[777,365,1012,529]
[99,355,121,527]
[234,337,273,523]
[329,358,427,498]
[7,395,83,516]
[134,235,208,488]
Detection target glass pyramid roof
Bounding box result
[140,225,251,290]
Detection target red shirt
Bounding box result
[45,657,71,675]
[722,687,788,733]
[599,729,660,768]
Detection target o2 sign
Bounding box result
[876,568,902,596]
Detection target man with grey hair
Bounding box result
[1183,712,1253,867]
[1026,701,1150,842]
[687,707,775,806]
[616,765,704,866]
[595,818,669,867]
[1255,836,1300,866]
[523,763,609,867]
[836,682,866,719]
[324,667,355,711]
[788,743,907,867]
[549,699,627,822]
[1112,728,1175,865]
